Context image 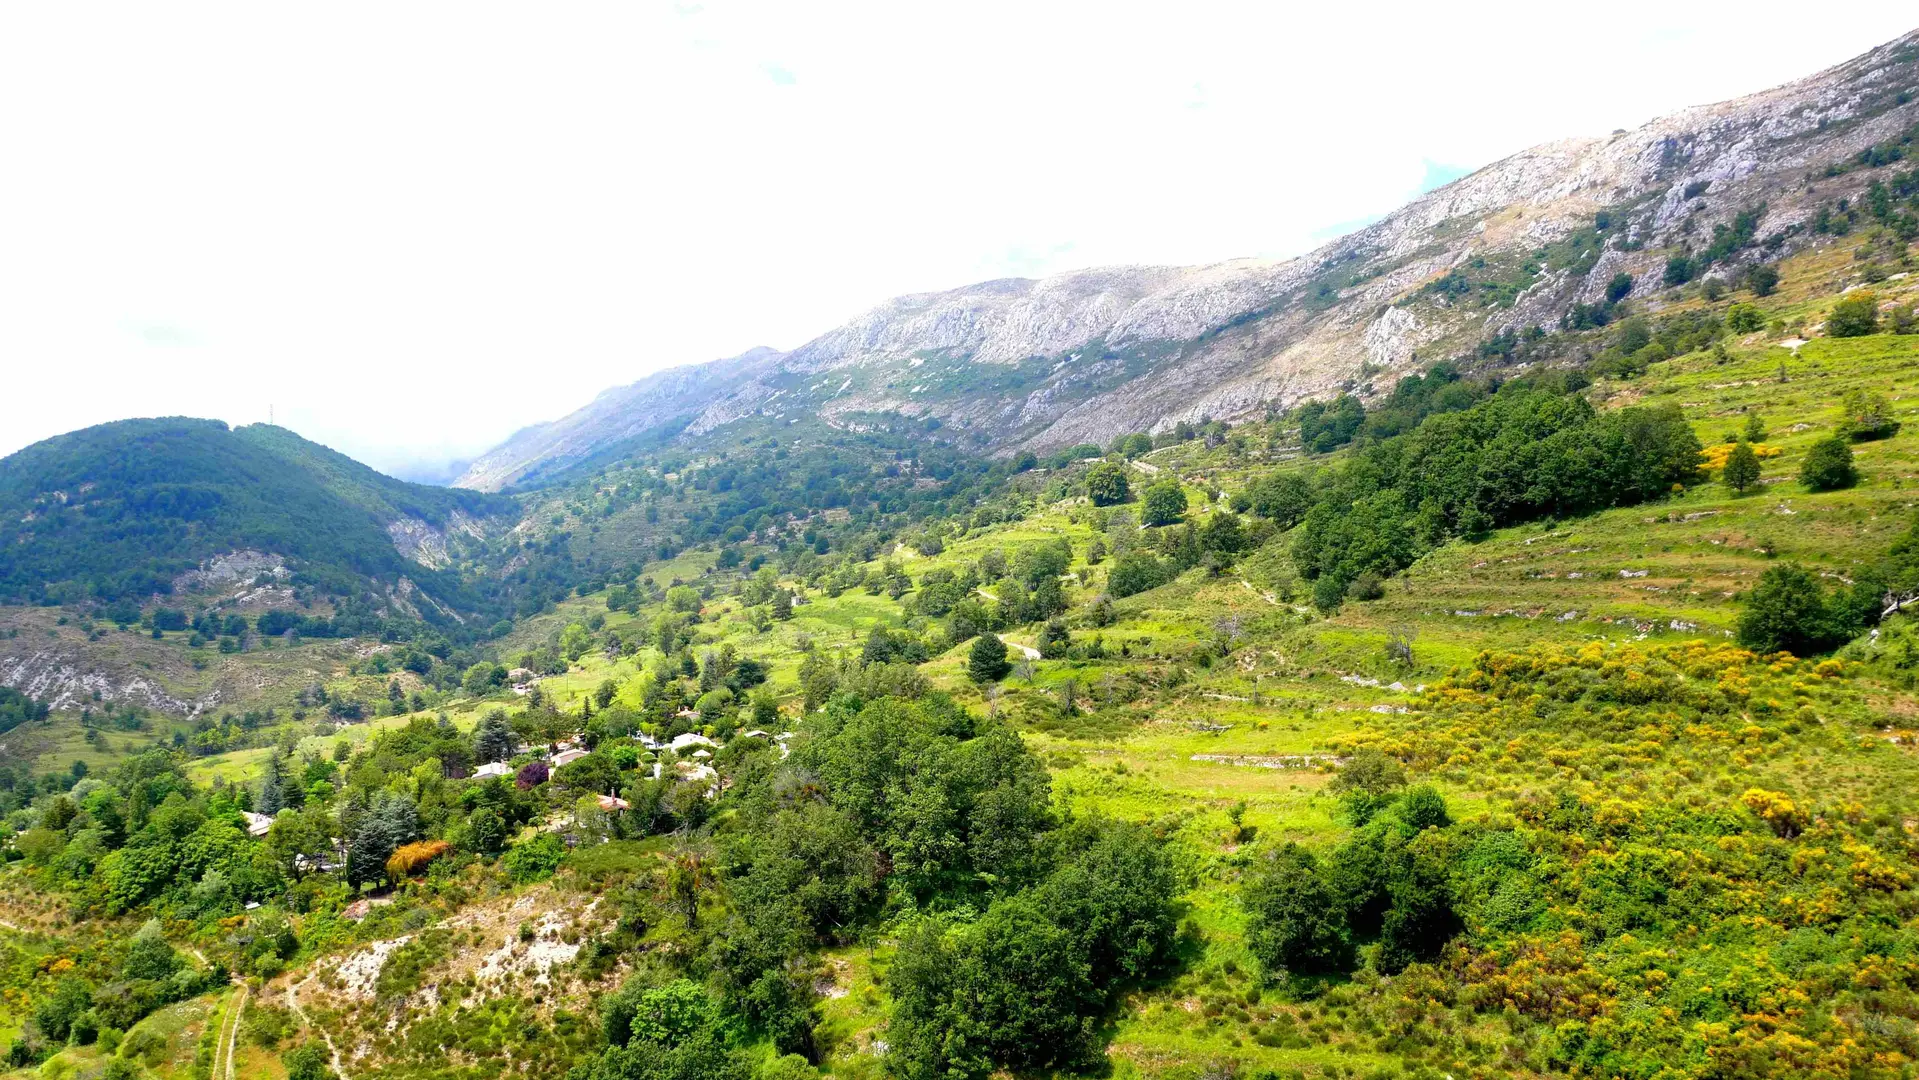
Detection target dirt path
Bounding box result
[287,971,349,1079]
[997,635,1040,660]
[210,984,247,1080]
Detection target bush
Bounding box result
[1801,435,1858,491]
[386,839,451,880]
[1726,303,1765,333]
[1829,292,1880,337]
[502,833,565,883]
[1346,572,1385,601]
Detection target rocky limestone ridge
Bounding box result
[0,645,211,717]
[455,30,1919,491]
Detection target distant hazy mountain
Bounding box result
[456,29,1919,492]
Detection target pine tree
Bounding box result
[474,710,515,763]
[257,754,285,815]
[968,634,1011,684]
[1723,439,1762,493]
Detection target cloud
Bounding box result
[2,2,1915,475]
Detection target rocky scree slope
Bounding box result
[458,30,1919,492]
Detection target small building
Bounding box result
[739,730,771,740]
[669,733,718,753]
[596,794,631,811]
[241,811,274,838]
[473,761,512,779]
[551,748,590,769]
[691,748,712,760]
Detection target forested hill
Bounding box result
[0,418,515,611]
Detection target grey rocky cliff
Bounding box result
[456,30,1919,490]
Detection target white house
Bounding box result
[669,733,717,753]
[551,748,590,769]
[473,761,513,779]
[241,811,274,838]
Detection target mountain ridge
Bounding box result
[454,28,1919,493]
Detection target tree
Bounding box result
[462,662,505,697]
[1140,481,1187,527]
[668,849,715,929]
[1745,262,1780,297]
[1722,439,1761,493]
[1243,843,1351,978]
[1842,389,1901,441]
[560,623,593,663]
[1743,413,1766,442]
[284,1043,334,1080]
[1738,564,1846,656]
[1605,272,1634,304]
[474,710,515,762]
[1084,462,1130,506]
[1036,619,1070,659]
[1726,302,1764,333]
[1248,471,1315,529]
[1828,292,1880,338]
[1330,748,1405,825]
[968,634,1011,684]
[1662,255,1695,287]
[889,897,1099,1080]
[1106,553,1170,599]
[1801,434,1858,491]
[1375,829,1462,974]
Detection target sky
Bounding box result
[3,3,1915,481]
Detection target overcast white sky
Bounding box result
[3,3,1914,480]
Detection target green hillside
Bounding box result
[8,231,1919,1080]
[0,418,514,613]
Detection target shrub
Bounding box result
[386,839,451,880]
[1726,303,1764,333]
[502,834,565,884]
[1828,292,1880,337]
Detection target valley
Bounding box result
[5,28,1919,1080]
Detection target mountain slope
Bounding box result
[0,418,514,610]
[458,28,1919,491]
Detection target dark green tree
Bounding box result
[1140,480,1188,527]
[1084,462,1130,506]
[967,634,1011,684]
[1243,843,1352,978]
[1722,439,1761,493]
[1801,434,1858,491]
[1737,564,1846,656]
